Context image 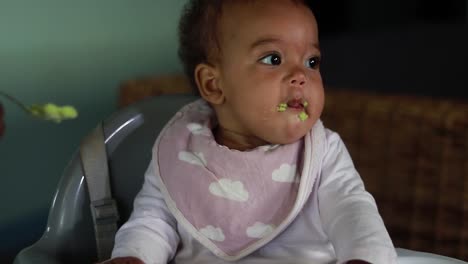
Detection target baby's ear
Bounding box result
[194,63,224,105]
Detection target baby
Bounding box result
[103,0,397,263]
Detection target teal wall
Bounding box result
[0,0,186,261]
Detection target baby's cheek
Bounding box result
[258,106,278,122]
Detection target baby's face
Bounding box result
[214,0,324,145]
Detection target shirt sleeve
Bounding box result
[111,160,180,264]
[318,130,397,264]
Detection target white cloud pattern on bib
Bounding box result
[209,178,249,202]
[178,151,207,167]
[272,164,298,183]
[200,225,225,242]
[246,222,275,238]
[187,123,210,136]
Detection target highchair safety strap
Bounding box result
[80,122,120,262]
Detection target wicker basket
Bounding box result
[322,89,468,260]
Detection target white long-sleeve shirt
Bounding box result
[111,127,397,264]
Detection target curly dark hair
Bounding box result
[178,0,223,92]
[178,0,308,93]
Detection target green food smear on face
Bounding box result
[298,111,308,121]
[277,103,287,112]
[303,101,308,107]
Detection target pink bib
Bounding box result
[153,99,324,261]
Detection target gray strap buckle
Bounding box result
[90,198,120,260]
[91,198,120,224]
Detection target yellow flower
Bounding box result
[1,91,78,139]
[29,103,78,123]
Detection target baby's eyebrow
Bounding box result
[249,37,282,50]
[249,37,320,51]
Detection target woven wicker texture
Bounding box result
[118,77,468,261]
[322,90,468,261]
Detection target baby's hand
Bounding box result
[99,256,144,264]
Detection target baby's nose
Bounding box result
[291,77,305,86]
[288,68,306,87]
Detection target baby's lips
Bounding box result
[286,98,305,109]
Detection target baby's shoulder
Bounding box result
[323,126,343,149]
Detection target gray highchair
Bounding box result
[14,95,467,264]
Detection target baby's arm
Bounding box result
[318,130,397,264]
[103,161,180,263]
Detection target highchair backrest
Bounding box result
[14,94,198,264]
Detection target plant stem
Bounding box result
[0,91,31,113]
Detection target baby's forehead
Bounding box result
[204,0,314,58]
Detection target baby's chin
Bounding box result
[265,126,311,145]
[255,114,316,145]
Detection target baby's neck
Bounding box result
[213,126,268,151]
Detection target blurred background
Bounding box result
[0,0,466,262]
[309,0,467,99]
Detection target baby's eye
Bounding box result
[260,54,282,66]
[305,56,321,69]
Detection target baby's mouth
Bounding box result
[277,99,309,121]
[287,99,305,109]
[277,99,308,111]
